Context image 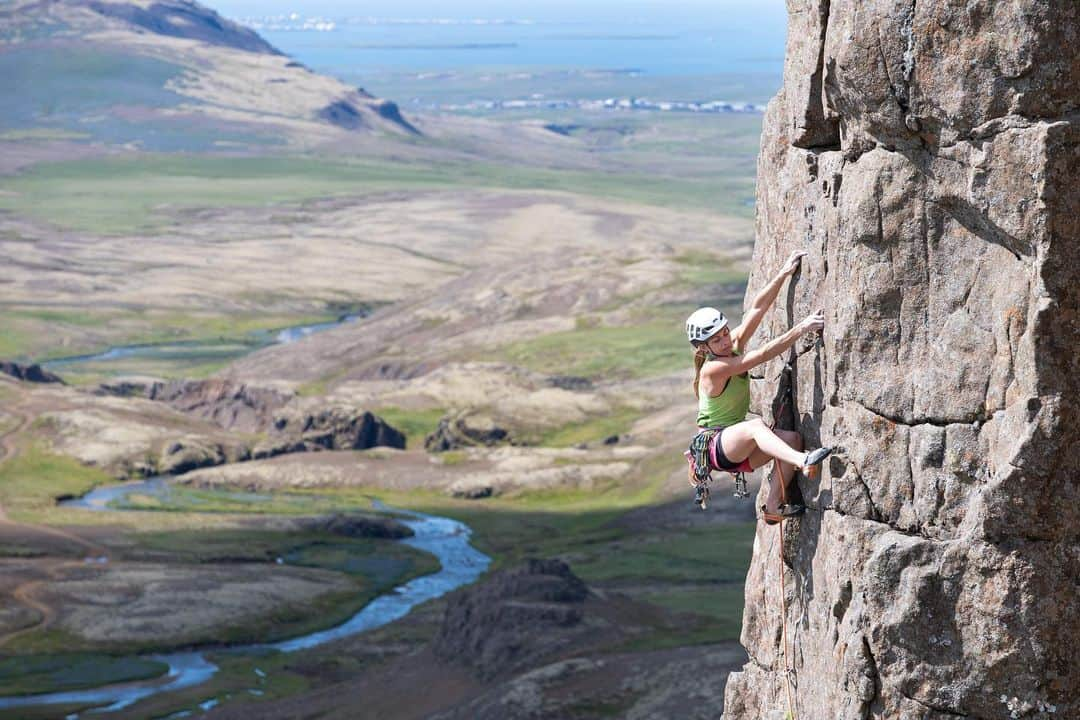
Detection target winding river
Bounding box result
[0,480,490,715]
[40,312,366,372]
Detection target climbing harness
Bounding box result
[686,427,750,509]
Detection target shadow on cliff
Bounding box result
[766,270,830,676]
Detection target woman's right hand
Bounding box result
[798,310,825,335]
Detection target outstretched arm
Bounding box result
[731,251,805,352]
[706,310,824,381]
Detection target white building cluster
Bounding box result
[425,97,765,114]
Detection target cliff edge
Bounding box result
[724,2,1078,719]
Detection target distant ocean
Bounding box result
[254,18,785,78]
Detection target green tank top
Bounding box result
[696,365,750,428]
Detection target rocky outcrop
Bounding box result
[98,378,293,434]
[0,362,63,384]
[425,410,510,452]
[371,99,420,135]
[432,559,590,681]
[157,437,237,475]
[317,98,419,135]
[97,378,406,468]
[270,405,406,453]
[723,3,1078,719]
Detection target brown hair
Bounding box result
[692,342,709,398]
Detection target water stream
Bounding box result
[40,313,366,372]
[0,480,490,714]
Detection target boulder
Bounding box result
[432,558,589,681]
[302,513,413,540]
[274,406,406,451]
[722,2,1079,718]
[157,438,225,476]
[0,362,63,384]
[425,410,510,452]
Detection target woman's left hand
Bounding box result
[781,251,807,277]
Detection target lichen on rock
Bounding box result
[722,2,1079,718]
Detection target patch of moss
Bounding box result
[638,584,747,641]
[537,407,642,447]
[492,319,687,380]
[436,449,468,466]
[569,523,755,585]
[369,406,445,449]
[0,444,113,521]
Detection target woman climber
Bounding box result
[685,250,831,522]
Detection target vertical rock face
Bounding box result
[724,2,1078,719]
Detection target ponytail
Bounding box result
[692,343,709,398]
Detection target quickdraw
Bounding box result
[732,471,749,498]
[686,427,719,510]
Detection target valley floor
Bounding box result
[0,102,764,718]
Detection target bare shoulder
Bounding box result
[701,357,738,382]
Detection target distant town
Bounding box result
[232,14,540,31]
[411,97,765,115]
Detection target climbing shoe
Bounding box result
[761,503,805,525]
[803,446,833,478]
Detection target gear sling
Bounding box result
[685,427,750,510]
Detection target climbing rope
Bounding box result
[776,513,797,720]
[771,369,798,719]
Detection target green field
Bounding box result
[0,654,168,698]
[0,444,114,522]
[491,311,694,381]
[0,152,755,235]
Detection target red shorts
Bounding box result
[708,428,755,474]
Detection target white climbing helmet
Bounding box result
[685,307,728,343]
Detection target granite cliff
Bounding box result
[723,2,1078,719]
